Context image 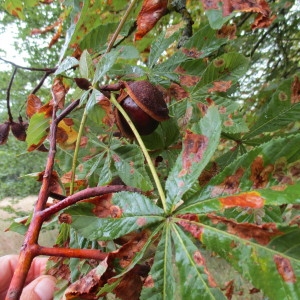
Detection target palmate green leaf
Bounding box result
[191,52,249,98]
[67,192,164,241]
[268,229,300,259]
[80,21,135,53]
[155,25,228,74]
[60,0,127,58]
[207,95,248,134]
[112,144,153,192]
[2,0,25,19]
[177,181,300,216]
[243,76,300,140]
[171,225,225,300]
[184,133,300,205]
[165,106,221,213]
[26,112,50,151]
[79,50,94,79]
[140,223,175,300]
[199,222,300,299]
[93,50,119,84]
[141,118,180,151]
[205,10,233,29]
[148,32,179,69]
[54,57,79,75]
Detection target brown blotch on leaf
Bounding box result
[110,205,123,218]
[289,161,300,179]
[213,58,225,68]
[58,213,72,224]
[193,251,217,287]
[179,130,209,176]
[144,275,155,288]
[182,47,203,59]
[26,94,42,117]
[217,24,237,40]
[274,255,296,283]
[208,81,232,93]
[198,162,220,187]
[291,76,300,104]
[208,214,283,245]
[219,191,265,209]
[250,156,274,189]
[211,167,245,197]
[278,91,288,101]
[177,214,203,239]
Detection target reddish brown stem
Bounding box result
[40,185,138,221]
[37,246,108,260]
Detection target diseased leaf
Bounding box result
[165,106,221,213]
[112,145,153,192]
[79,49,94,79]
[199,222,300,299]
[93,50,119,83]
[26,111,51,151]
[135,0,168,41]
[26,94,42,117]
[244,76,300,140]
[54,56,79,75]
[171,224,225,300]
[191,52,249,97]
[67,193,164,240]
[140,223,175,300]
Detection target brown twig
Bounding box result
[31,70,55,94]
[0,57,56,72]
[6,67,17,123]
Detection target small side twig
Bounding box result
[6,67,17,122]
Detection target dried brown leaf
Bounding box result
[134,0,168,40]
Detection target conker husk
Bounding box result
[115,81,169,138]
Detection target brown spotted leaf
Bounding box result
[201,0,275,29]
[207,80,232,93]
[56,118,78,149]
[207,214,283,245]
[26,94,43,118]
[134,0,168,41]
[250,156,274,189]
[165,106,221,213]
[64,259,108,300]
[51,77,68,109]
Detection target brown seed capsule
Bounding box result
[74,78,92,90]
[0,122,10,145]
[11,121,28,141]
[115,81,169,138]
